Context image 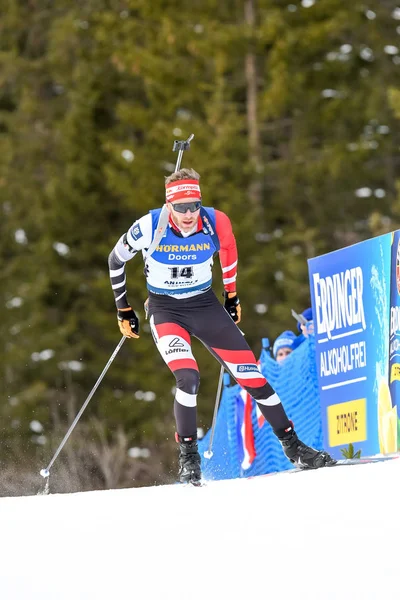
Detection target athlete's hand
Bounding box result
[224,292,241,324]
[117,306,140,338]
[144,298,149,320]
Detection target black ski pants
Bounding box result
[148,289,290,437]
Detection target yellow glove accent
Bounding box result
[117,307,140,339]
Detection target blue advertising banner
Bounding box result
[388,231,400,452]
[308,233,391,459]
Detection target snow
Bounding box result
[321,89,343,98]
[0,457,399,599]
[392,7,400,20]
[58,360,84,372]
[134,390,156,401]
[360,47,374,61]
[29,420,43,433]
[355,187,372,198]
[354,187,386,198]
[121,149,134,162]
[6,297,23,308]
[53,242,70,257]
[127,446,151,458]
[340,44,352,54]
[14,229,28,244]
[384,45,399,55]
[31,349,55,362]
[254,303,268,314]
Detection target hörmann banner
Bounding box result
[308,233,392,459]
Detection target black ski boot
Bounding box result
[275,424,336,469]
[176,433,202,485]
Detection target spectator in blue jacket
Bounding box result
[273,330,297,363]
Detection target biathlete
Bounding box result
[108,168,335,484]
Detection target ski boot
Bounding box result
[176,433,202,485]
[275,423,336,469]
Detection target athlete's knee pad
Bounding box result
[174,368,200,395]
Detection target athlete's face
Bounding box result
[167,199,201,232]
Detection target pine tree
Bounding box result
[1,0,400,491]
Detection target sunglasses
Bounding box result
[170,201,202,214]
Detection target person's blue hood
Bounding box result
[273,330,297,358]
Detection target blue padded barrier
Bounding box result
[199,336,323,480]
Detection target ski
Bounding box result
[185,455,400,486]
[332,454,399,467]
[251,453,400,480]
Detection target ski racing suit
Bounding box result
[108,205,293,439]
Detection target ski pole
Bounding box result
[173,133,194,172]
[40,335,127,479]
[203,364,225,459]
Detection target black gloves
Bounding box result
[223,292,241,324]
[117,307,140,338]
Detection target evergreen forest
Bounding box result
[1,0,400,494]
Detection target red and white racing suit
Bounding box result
[109,207,291,437]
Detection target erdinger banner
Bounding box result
[388,231,400,453]
[308,233,392,459]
